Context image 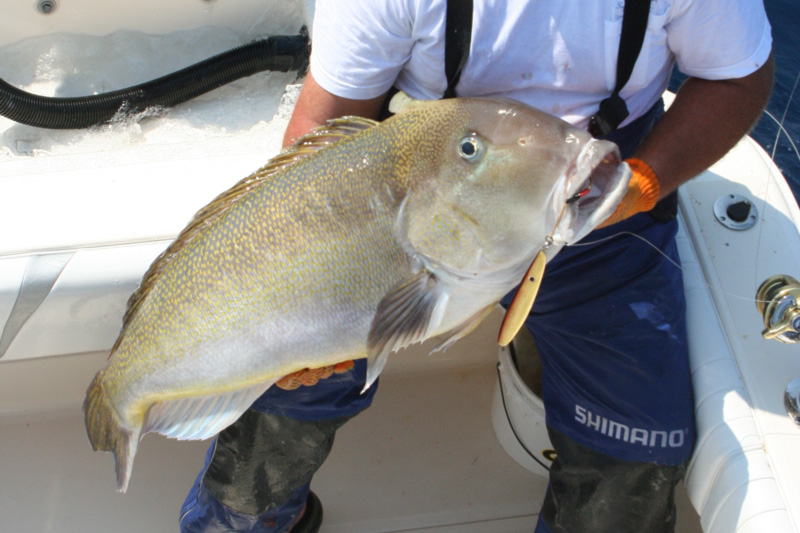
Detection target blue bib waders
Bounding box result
[523,101,696,532]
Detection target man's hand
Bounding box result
[598,158,660,228]
[275,360,356,390]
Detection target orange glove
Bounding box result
[598,158,660,228]
[275,360,355,390]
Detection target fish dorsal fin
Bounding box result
[115,116,380,350]
[365,269,449,390]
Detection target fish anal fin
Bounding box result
[365,270,448,390]
[431,305,495,354]
[84,374,277,492]
[143,380,276,442]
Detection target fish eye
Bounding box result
[458,136,483,162]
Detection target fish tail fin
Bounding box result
[83,370,139,493]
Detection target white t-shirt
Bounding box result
[309,0,772,129]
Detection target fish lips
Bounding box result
[550,139,631,245]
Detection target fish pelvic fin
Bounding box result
[365,269,449,391]
[83,370,139,493]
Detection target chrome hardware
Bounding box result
[714,193,758,230]
[756,275,800,343]
[786,378,800,427]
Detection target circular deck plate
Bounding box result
[713,193,758,230]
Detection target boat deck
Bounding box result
[0,311,702,532]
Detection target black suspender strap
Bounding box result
[444,0,649,136]
[379,0,472,118]
[589,0,651,137]
[443,0,473,99]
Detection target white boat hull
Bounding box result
[1,5,798,531]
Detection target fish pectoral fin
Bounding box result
[365,270,449,391]
[430,305,495,354]
[144,380,277,441]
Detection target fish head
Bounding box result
[394,95,630,282]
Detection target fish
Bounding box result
[83,91,631,492]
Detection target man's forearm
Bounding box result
[634,54,775,199]
[283,71,388,148]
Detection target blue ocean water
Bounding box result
[753,0,800,200]
[669,0,800,204]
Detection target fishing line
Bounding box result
[763,110,800,161]
[753,64,800,289]
[570,230,772,306]
[769,66,800,162]
[574,67,800,309]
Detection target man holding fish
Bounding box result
[171,1,775,531]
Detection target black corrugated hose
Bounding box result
[0,30,310,130]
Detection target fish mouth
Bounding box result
[551,139,631,245]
